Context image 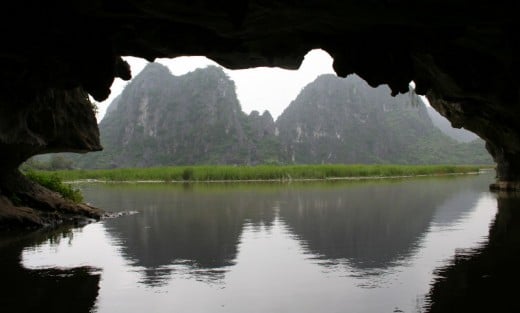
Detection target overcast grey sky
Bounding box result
[96,49,336,121]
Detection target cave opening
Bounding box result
[26,47,487,172]
[1,2,519,312]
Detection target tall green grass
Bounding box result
[24,170,84,203]
[32,164,486,183]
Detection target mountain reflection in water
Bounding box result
[1,173,512,313]
[278,180,483,270]
[86,176,487,286]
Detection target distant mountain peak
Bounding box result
[77,71,491,168]
[147,62,170,71]
[275,73,490,165]
[82,64,280,167]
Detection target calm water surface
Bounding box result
[2,173,514,313]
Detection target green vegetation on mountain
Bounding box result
[276,74,491,164]
[43,63,492,168]
[425,106,478,143]
[74,63,279,168]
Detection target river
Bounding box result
[2,173,518,313]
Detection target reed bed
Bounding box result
[32,164,485,183]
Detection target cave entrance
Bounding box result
[26,49,488,171]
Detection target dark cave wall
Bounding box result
[0,87,103,227]
[0,88,102,172]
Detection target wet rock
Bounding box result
[0,170,102,230]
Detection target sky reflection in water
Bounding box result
[14,174,497,313]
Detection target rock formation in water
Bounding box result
[1,1,519,226]
[78,67,490,168]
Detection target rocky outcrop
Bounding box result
[0,88,101,171]
[0,0,519,225]
[427,92,520,188]
[0,170,102,230]
[248,110,276,140]
[0,87,103,228]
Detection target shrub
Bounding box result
[24,170,84,203]
[182,167,194,181]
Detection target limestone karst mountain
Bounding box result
[275,74,490,164]
[71,64,491,168]
[425,106,478,143]
[75,63,279,168]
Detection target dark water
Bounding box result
[2,173,517,313]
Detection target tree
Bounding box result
[50,155,74,170]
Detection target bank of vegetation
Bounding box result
[28,164,487,183]
[24,170,84,203]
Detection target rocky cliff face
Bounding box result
[246,110,281,165]
[78,63,280,167]
[276,74,491,165]
[426,106,478,143]
[77,69,490,168]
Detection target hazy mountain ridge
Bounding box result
[75,64,276,168]
[72,64,491,168]
[426,106,479,143]
[276,74,491,164]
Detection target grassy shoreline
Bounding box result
[28,164,491,183]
